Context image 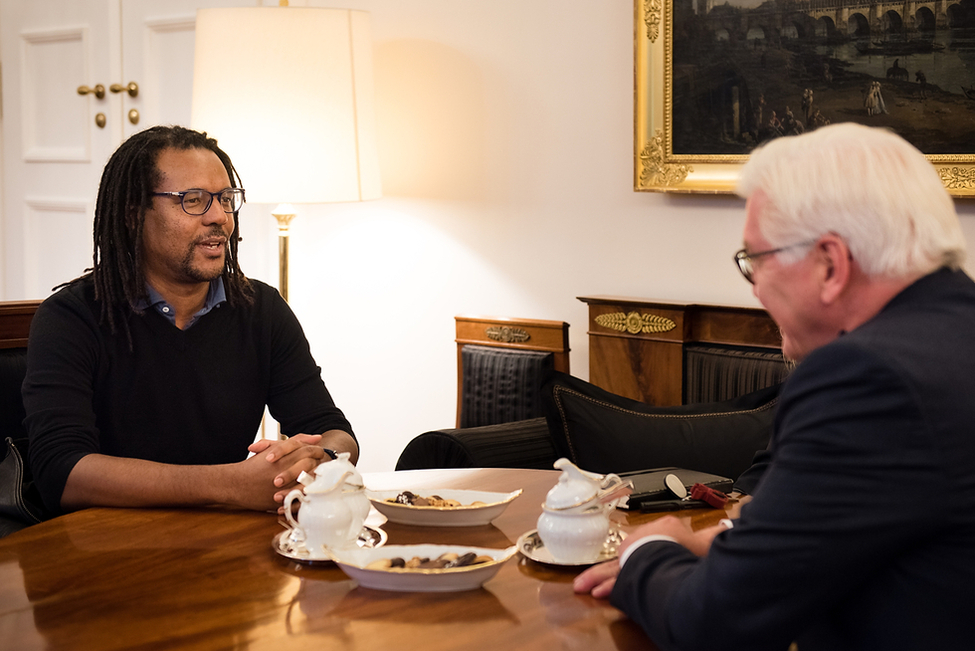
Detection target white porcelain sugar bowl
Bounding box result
[536,458,625,564]
[283,452,371,553]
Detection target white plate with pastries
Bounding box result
[365,488,523,527]
[327,544,518,592]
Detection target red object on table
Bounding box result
[690,483,729,508]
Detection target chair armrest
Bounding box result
[395,417,558,471]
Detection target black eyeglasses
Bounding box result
[733,240,816,284]
[152,188,246,216]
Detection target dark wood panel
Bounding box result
[455,316,570,358]
[588,336,682,406]
[0,300,41,349]
[687,305,782,348]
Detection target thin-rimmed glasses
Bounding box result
[152,188,246,216]
[733,240,816,284]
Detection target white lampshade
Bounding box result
[191,7,381,204]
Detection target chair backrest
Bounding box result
[0,301,40,350]
[455,316,569,428]
[683,344,790,404]
[0,301,42,537]
[0,301,41,436]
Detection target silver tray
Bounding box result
[273,525,387,564]
[517,528,625,567]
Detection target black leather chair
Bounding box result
[453,315,569,428]
[396,416,557,471]
[396,325,787,479]
[0,301,45,538]
[395,316,569,471]
[396,375,781,479]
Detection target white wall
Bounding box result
[270,0,975,472]
[8,1,975,472]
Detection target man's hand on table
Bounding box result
[238,434,325,511]
[574,559,621,599]
[573,515,732,599]
[60,430,357,513]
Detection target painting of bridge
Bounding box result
[724,0,953,38]
[670,0,975,156]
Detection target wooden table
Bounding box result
[0,468,736,651]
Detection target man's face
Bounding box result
[142,147,234,293]
[743,194,827,363]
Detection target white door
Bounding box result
[0,0,257,300]
[0,0,121,300]
[120,0,255,141]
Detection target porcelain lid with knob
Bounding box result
[296,451,363,494]
[543,458,606,510]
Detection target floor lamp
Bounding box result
[190,6,382,302]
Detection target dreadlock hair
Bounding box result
[89,125,254,343]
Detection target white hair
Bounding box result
[736,123,965,277]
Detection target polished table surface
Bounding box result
[0,467,737,651]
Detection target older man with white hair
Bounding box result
[575,123,975,651]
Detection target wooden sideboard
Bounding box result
[0,301,41,349]
[578,296,782,407]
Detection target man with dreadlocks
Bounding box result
[22,126,356,515]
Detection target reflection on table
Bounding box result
[0,467,737,651]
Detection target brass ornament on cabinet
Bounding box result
[595,311,676,335]
[128,109,140,125]
[77,84,105,99]
[95,113,106,128]
[110,81,139,97]
[485,326,531,344]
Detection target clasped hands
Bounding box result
[246,433,329,513]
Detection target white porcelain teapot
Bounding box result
[283,452,371,553]
[536,458,628,564]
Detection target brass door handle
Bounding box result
[128,109,139,125]
[77,84,105,99]
[110,82,139,98]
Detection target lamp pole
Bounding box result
[271,204,296,302]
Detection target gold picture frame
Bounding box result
[634,0,975,197]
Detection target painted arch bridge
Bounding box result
[704,0,972,40]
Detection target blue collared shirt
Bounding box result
[140,277,227,328]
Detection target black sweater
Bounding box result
[23,276,353,513]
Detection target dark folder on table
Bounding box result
[617,467,733,511]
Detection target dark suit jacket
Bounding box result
[612,268,975,651]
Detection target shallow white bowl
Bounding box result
[366,488,522,527]
[327,543,517,592]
